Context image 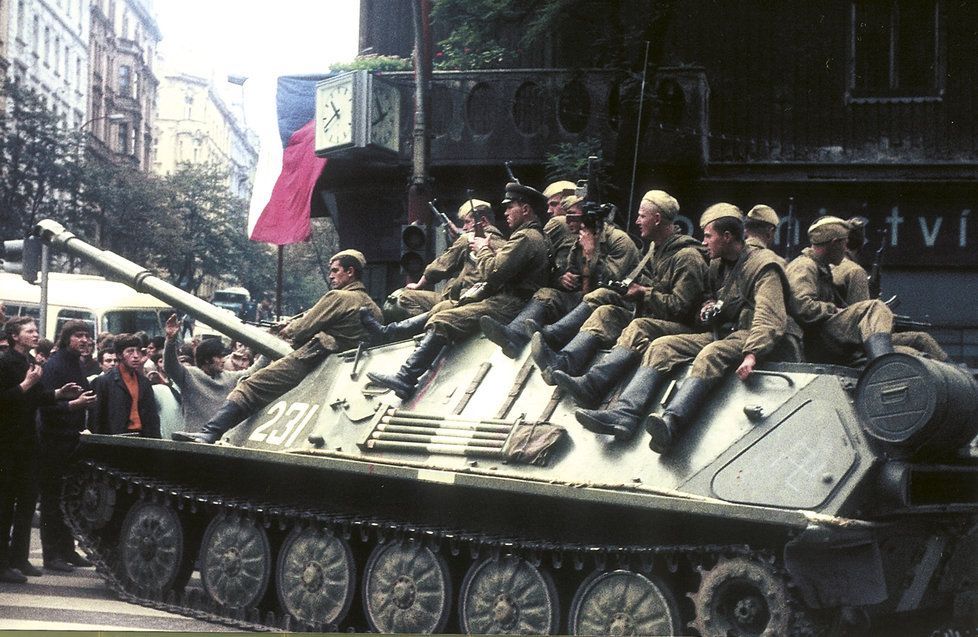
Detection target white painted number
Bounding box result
[249,401,320,446]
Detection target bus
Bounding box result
[1,272,176,339]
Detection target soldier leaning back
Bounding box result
[175,249,381,444]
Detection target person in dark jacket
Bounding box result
[37,319,98,572]
[0,317,85,582]
[90,333,161,438]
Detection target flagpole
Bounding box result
[276,245,284,318]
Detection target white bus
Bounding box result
[1,272,176,339]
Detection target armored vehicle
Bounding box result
[38,220,978,635]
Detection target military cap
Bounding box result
[560,194,584,213]
[808,216,850,244]
[458,199,492,218]
[543,180,577,199]
[501,182,547,210]
[846,216,869,230]
[330,249,367,269]
[746,204,779,227]
[641,190,680,219]
[699,203,744,229]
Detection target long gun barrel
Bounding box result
[34,219,293,361]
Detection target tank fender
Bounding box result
[783,523,887,609]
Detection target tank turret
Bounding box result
[34,219,291,360]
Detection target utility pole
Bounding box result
[408,0,433,227]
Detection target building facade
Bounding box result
[87,0,159,169]
[153,70,259,200]
[341,0,978,363]
[4,0,90,129]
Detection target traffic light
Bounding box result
[2,236,42,283]
[400,224,428,280]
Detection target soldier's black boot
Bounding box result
[480,300,548,358]
[526,302,593,350]
[367,331,448,400]
[575,367,666,441]
[531,331,602,385]
[360,307,430,344]
[552,347,639,408]
[173,401,250,444]
[863,332,894,361]
[645,377,715,454]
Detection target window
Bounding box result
[32,15,38,53]
[118,64,131,96]
[44,26,50,64]
[16,0,24,40]
[56,309,96,337]
[54,36,62,73]
[849,0,944,101]
[117,122,129,153]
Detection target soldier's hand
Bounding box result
[470,236,490,253]
[699,301,717,324]
[165,313,180,339]
[623,282,648,300]
[559,271,580,291]
[736,353,757,380]
[579,227,597,259]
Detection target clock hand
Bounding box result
[322,111,338,131]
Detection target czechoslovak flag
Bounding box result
[250,120,325,245]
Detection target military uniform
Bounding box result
[230,279,380,411]
[647,245,788,378]
[746,237,804,362]
[832,256,948,361]
[398,225,505,316]
[584,233,707,346]
[427,218,550,341]
[786,247,893,360]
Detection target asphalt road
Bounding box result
[0,527,234,631]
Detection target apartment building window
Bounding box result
[32,15,38,53]
[849,0,945,101]
[117,122,130,154]
[75,56,82,91]
[118,64,131,97]
[54,36,62,74]
[44,26,50,64]
[16,0,25,40]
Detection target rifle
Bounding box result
[429,199,461,241]
[868,226,887,299]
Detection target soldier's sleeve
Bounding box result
[478,231,533,289]
[282,291,344,346]
[424,234,468,284]
[786,259,838,325]
[596,231,639,283]
[834,260,871,304]
[743,268,788,357]
[644,248,707,323]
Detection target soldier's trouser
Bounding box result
[616,318,692,359]
[229,340,330,412]
[820,299,894,349]
[578,288,638,344]
[893,331,949,361]
[397,289,441,317]
[532,288,582,322]
[648,329,750,379]
[426,294,527,342]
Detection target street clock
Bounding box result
[315,71,401,157]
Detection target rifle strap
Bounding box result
[625,241,655,282]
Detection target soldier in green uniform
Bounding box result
[361,201,506,343]
[481,195,639,358]
[367,183,550,400]
[831,218,948,361]
[576,204,790,452]
[536,191,706,391]
[785,216,897,365]
[175,249,381,443]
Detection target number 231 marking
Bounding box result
[248,401,320,446]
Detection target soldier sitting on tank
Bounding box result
[173,250,382,444]
[831,217,949,362]
[541,179,578,247]
[360,200,506,343]
[533,190,706,393]
[480,195,639,358]
[576,204,790,452]
[549,194,708,426]
[367,182,550,400]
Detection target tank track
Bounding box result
[63,459,835,634]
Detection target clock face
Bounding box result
[369,81,400,152]
[317,78,355,149]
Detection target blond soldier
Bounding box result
[481,195,639,358]
[368,183,550,400]
[175,250,381,444]
[362,201,506,343]
[831,219,949,361]
[576,204,789,450]
[534,191,705,385]
[786,217,895,364]
[542,180,578,259]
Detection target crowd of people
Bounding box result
[0,304,265,584]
